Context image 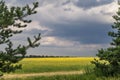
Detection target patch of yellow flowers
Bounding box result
[16,57,95,73]
[21,57,95,65]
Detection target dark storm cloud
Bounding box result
[74,0,114,9]
[3,0,116,56]
[47,22,112,44]
[5,0,113,45]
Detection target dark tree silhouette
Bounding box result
[0,1,40,76]
[92,1,120,77]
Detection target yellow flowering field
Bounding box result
[15,57,95,74]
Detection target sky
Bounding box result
[4,0,119,56]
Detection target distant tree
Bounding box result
[0,1,40,76]
[92,2,120,76]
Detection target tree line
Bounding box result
[24,55,74,58]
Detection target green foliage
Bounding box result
[92,2,120,77]
[0,0,40,76]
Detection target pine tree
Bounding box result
[92,2,120,77]
[0,1,40,76]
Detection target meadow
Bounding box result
[15,57,94,74]
[1,57,120,80]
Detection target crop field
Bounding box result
[15,57,94,74]
[1,57,120,80]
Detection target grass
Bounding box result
[2,73,120,80]
[0,57,120,80]
[0,74,96,80]
[15,57,94,74]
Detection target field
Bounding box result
[1,57,120,80]
[15,57,94,74]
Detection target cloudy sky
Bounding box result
[4,0,119,56]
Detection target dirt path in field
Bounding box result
[2,71,83,79]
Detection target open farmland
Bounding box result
[1,57,120,80]
[15,57,94,74]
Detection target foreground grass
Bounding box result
[15,57,94,74]
[1,73,120,80]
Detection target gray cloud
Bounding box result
[23,29,47,36]
[46,21,111,44]
[6,0,37,5]
[74,0,114,9]
[3,0,116,56]
[6,0,114,9]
